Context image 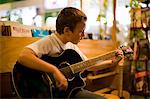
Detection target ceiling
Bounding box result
[0,0,24,4]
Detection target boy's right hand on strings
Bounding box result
[53,69,68,91]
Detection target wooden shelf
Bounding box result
[86,71,117,80]
[130,26,150,30]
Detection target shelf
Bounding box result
[141,7,150,11]
[130,26,150,30]
[86,71,117,80]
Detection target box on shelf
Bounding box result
[1,21,32,37]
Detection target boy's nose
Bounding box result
[80,32,85,37]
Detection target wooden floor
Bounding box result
[0,36,117,73]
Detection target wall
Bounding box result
[0,0,44,14]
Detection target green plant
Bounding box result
[96,0,108,34]
[130,0,140,8]
[130,29,145,40]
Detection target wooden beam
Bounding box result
[111,0,118,48]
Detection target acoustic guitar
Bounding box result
[12,46,132,98]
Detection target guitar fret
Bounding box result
[70,50,117,73]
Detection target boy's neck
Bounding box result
[55,32,68,44]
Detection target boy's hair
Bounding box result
[56,7,87,34]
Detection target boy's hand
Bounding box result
[53,69,68,91]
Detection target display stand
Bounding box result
[129,0,150,97]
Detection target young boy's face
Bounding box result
[69,21,86,44]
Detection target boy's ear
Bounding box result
[64,27,71,34]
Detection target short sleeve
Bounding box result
[26,36,52,58]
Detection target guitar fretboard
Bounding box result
[70,50,117,74]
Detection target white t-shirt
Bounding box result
[26,33,88,61]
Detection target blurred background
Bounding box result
[0,0,132,42]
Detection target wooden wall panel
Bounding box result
[0,36,39,73]
[0,36,116,73]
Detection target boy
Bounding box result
[16,7,120,98]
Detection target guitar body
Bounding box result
[13,49,85,98]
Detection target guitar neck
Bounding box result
[70,50,117,74]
